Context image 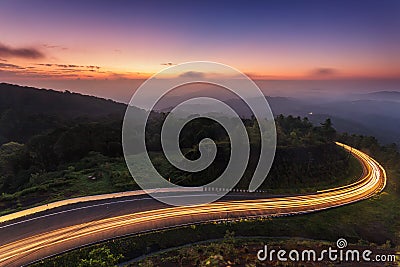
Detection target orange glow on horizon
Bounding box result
[3,61,398,82]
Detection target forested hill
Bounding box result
[0,83,126,145]
[0,83,126,117]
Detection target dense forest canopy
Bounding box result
[0,107,338,194]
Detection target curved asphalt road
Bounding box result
[0,142,387,266]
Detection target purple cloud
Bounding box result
[0,43,44,59]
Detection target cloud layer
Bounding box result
[179,71,205,78]
[311,67,338,77]
[0,43,44,59]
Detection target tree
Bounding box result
[0,142,29,192]
[320,118,336,141]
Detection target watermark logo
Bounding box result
[336,238,347,249]
[257,238,397,263]
[122,61,276,206]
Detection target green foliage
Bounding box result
[275,115,336,146]
[0,153,139,216]
[0,142,29,192]
[77,247,122,267]
[148,115,344,188]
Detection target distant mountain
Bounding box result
[368,91,400,97]
[154,91,400,145]
[307,114,382,140]
[156,95,314,118]
[0,83,126,118]
[354,91,400,101]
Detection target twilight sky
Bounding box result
[0,0,399,101]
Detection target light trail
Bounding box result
[0,187,204,224]
[0,143,387,266]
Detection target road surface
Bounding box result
[0,142,387,266]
